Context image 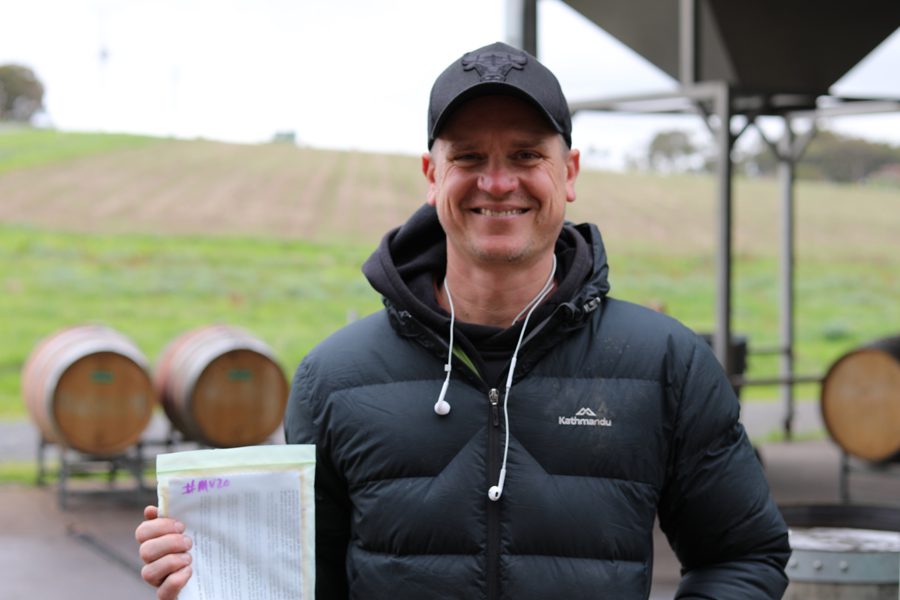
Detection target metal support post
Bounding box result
[59,447,70,509]
[37,436,49,486]
[679,0,698,85]
[840,451,851,504]
[506,0,538,56]
[778,119,796,440]
[712,83,734,375]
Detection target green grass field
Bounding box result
[0,128,158,174]
[2,128,898,421]
[2,225,381,418]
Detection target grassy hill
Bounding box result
[2,129,898,420]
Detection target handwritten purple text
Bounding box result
[181,478,231,495]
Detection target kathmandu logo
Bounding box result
[462,49,527,82]
[559,407,612,427]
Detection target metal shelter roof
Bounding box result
[561,0,900,103]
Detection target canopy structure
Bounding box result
[508,0,900,437]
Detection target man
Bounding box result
[137,41,790,599]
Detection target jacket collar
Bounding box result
[361,204,611,381]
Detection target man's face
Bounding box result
[423,94,580,269]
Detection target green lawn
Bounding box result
[0,128,159,173]
[2,225,382,418]
[4,224,898,418]
[608,250,899,401]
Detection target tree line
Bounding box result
[643,127,900,185]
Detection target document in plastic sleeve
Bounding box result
[157,445,315,600]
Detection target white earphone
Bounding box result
[434,369,452,415]
[436,256,557,502]
[434,282,456,416]
[488,468,506,502]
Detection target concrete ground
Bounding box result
[1,400,898,600]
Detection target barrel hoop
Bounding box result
[787,549,899,583]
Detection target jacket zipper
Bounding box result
[489,387,500,427]
[487,387,501,599]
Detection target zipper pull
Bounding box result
[489,388,500,427]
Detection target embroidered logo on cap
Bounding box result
[461,49,527,82]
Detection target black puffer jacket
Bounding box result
[285,205,790,599]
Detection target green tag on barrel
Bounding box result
[91,370,114,384]
[228,369,252,381]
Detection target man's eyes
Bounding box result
[451,151,543,163]
[514,151,542,161]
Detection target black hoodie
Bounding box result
[286,205,790,600]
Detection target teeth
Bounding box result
[478,208,524,217]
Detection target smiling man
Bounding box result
[424,93,578,327]
[137,42,790,600]
[427,94,576,257]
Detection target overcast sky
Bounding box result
[2,1,899,169]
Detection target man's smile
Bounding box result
[474,208,528,217]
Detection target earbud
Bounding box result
[434,398,451,416]
[488,467,506,502]
[434,370,451,415]
[435,283,455,417]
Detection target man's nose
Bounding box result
[477,163,518,197]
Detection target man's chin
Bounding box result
[470,244,532,265]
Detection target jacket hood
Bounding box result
[362,204,611,329]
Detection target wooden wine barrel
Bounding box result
[820,335,900,462]
[154,325,288,448]
[21,325,155,455]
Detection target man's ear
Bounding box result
[565,148,580,203]
[422,152,437,206]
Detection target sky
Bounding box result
[2,0,899,170]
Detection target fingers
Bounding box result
[156,565,193,600]
[136,512,184,545]
[139,528,192,563]
[136,505,163,543]
[136,505,194,594]
[141,543,193,589]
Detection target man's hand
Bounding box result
[135,505,193,600]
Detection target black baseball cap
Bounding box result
[427,41,572,149]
